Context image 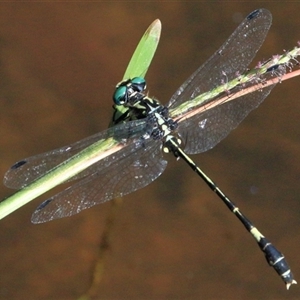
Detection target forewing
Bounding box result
[168,9,272,111]
[4,120,148,189]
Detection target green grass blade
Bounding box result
[123,19,161,79]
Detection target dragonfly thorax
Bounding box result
[148,106,178,141]
[112,77,178,143]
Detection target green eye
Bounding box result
[113,85,127,105]
[131,77,146,92]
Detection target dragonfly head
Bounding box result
[113,77,146,106]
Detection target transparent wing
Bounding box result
[4,119,149,189]
[176,66,286,154]
[166,8,277,154]
[31,138,166,223]
[168,9,272,110]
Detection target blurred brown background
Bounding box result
[0,2,300,299]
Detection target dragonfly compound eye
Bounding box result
[113,85,128,105]
[131,77,146,92]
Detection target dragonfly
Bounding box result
[0,8,299,288]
